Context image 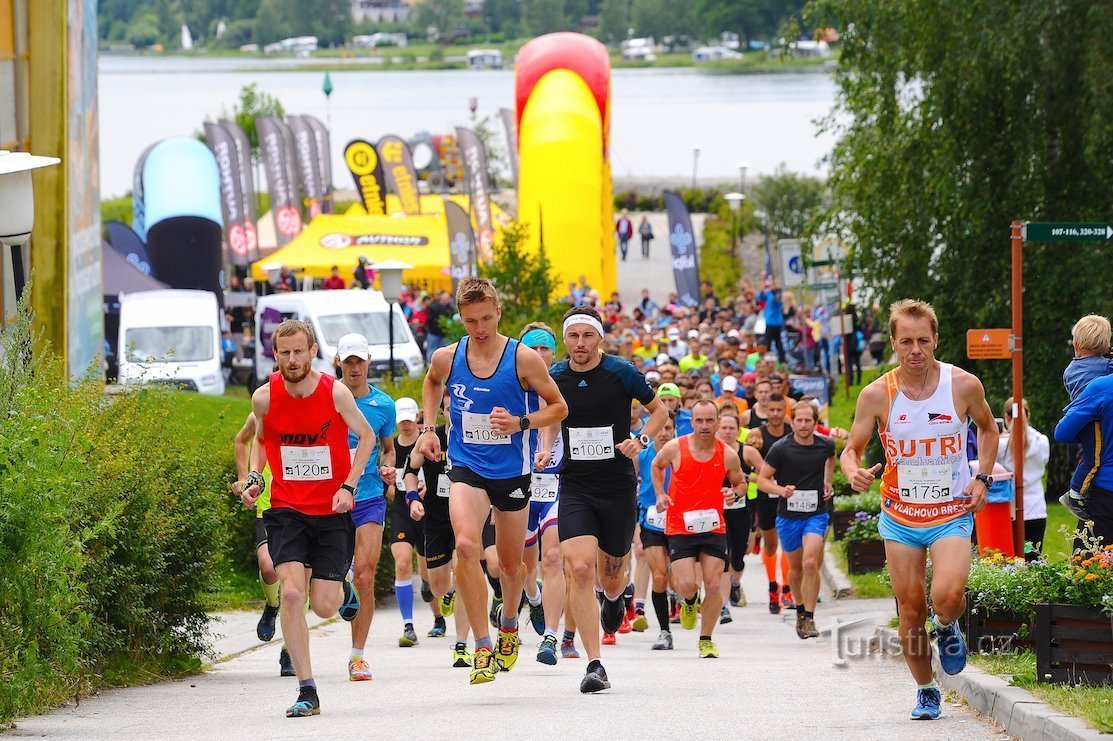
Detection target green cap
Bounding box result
[657,382,681,399]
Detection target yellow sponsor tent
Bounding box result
[347,194,512,230]
[250,213,454,294]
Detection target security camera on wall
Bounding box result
[0,150,61,247]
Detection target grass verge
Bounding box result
[970,651,1113,733]
[829,539,892,599]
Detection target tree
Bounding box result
[480,222,560,321]
[125,6,161,48]
[595,0,629,43]
[808,0,1113,492]
[220,84,286,161]
[752,164,826,240]
[414,0,465,38]
[522,0,568,36]
[630,0,690,41]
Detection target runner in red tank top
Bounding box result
[651,400,747,658]
[238,319,377,719]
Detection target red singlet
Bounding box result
[666,436,727,536]
[263,371,351,516]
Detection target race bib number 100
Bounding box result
[898,464,953,503]
[281,446,331,481]
[462,411,511,445]
[568,426,614,460]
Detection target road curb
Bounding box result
[873,627,1104,740]
[822,541,853,598]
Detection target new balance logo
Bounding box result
[509,488,526,499]
[578,380,588,387]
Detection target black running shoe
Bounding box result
[339,580,360,622]
[286,686,320,717]
[279,647,296,677]
[600,595,625,634]
[580,660,611,693]
[257,603,279,642]
[421,580,434,603]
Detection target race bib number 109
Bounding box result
[462,411,511,445]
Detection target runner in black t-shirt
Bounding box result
[754,394,794,614]
[757,401,835,640]
[550,306,669,694]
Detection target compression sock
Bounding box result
[486,572,503,599]
[475,635,493,651]
[762,551,778,585]
[261,572,280,608]
[396,579,414,624]
[652,590,670,632]
[563,629,576,643]
[780,551,791,585]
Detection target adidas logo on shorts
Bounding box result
[509,489,526,499]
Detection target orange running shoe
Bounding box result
[617,615,633,634]
[602,632,617,645]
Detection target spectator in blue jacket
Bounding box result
[756,278,786,362]
[1054,374,1113,554]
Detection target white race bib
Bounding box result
[786,489,819,513]
[725,488,747,510]
[462,411,511,445]
[281,446,332,481]
[530,473,559,503]
[568,426,614,460]
[683,508,721,534]
[436,476,451,498]
[395,467,405,489]
[644,505,667,530]
[898,463,953,503]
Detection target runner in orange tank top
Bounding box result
[651,400,747,659]
[840,299,999,721]
[239,319,378,719]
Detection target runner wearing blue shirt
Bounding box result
[335,333,397,682]
[634,415,676,650]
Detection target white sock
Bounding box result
[350,648,363,660]
[917,680,939,691]
[526,589,542,607]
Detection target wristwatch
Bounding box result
[974,473,994,488]
[340,483,356,495]
[635,433,651,447]
[519,415,531,431]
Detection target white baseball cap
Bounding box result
[645,370,662,382]
[667,328,680,340]
[687,329,700,339]
[721,375,738,393]
[337,333,369,360]
[395,397,419,423]
[656,352,671,366]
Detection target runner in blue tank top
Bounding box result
[418,278,567,686]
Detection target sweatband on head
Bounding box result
[522,328,557,350]
[563,314,605,337]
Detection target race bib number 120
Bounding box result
[281,446,331,481]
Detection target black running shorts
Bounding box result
[423,492,454,569]
[263,507,355,582]
[448,465,531,513]
[756,495,780,531]
[254,518,269,549]
[639,526,668,551]
[668,532,729,563]
[390,496,426,556]
[723,507,754,572]
[557,482,637,558]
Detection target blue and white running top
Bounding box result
[447,336,531,479]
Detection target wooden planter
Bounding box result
[963,592,1034,653]
[1035,602,1113,686]
[845,538,886,574]
[831,509,856,541]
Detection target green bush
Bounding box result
[831,489,882,512]
[0,295,232,724]
[844,511,882,542]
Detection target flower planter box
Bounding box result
[963,592,1034,653]
[845,538,886,574]
[1035,602,1113,686]
[832,509,856,541]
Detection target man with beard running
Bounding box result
[716,411,764,615]
[634,415,677,649]
[239,319,377,718]
[419,278,568,685]
[651,400,748,658]
[757,401,836,640]
[552,306,668,693]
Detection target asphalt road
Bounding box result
[7,552,1006,740]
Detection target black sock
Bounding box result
[587,659,603,673]
[699,635,711,641]
[683,594,698,607]
[487,573,502,599]
[562,630,575,642]
[769,581,778,592]
[783,584,792,594]
[804,611,814,619]
[797,604,805,617]
[652,589,670,632]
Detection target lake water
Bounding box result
[97,54,838,198]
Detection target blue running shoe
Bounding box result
[931,618,967,675]
[536,635,558,665]
[339,580,360,622]
[911,688,942,720]
[286,686,320,718]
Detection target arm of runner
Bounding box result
[839,380,884,492]
[957,370,999,513]
[723,445,746,504]
[535,423,558,470]
[243,386,271,508]
[379,434,396,486]
[638,396,670,441]
[757,459,795,499]
[651,439,678,510]
[232,412,256,494]
[419,346,453,459]
[492,346,568,435]
[334,382,376,514]
[824,452,836,500]
[742,445,764,483]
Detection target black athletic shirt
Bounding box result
[550,353,656,494]
[757,424,791,496]
[391,437,418,512]
[408,426,449,510]
[763,434,836,520]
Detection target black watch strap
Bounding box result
[341,483,356,495]
[519,415,531,430]
[974,473,993,487]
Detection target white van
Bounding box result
[117,289,225,395]
[254,290,423,387]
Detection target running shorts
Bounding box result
[877,511,973,549]
[263,507,355,582]
[756,495,780,531]
[776,512,831,552]
[448,465,531,513]
[557,482,637,558]
[668,532,729,563]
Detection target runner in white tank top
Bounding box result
[839,299,999,722]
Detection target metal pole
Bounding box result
[11,244,26,302]
[691,148,699,189]
[388,300,396,382]
[1011,220,1025,556]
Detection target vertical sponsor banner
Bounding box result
[778,238,804,287]
[444,198,476,293]
[288,115,325,220]
[499,108,519,187]
[455,126,494,263]
[304,115,333,213]
[789,375,830,423]
[664,190,700,307]
[203,121,250,266]
[376,134,422,214]
[344,138,386,215]
[256,115,303,246]
[223,121,259,261]
[434,134,464,186]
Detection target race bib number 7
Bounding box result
[462,411,511,445]
[683,508,721,534]
[281,446,332,481]
[898,464,953,503]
